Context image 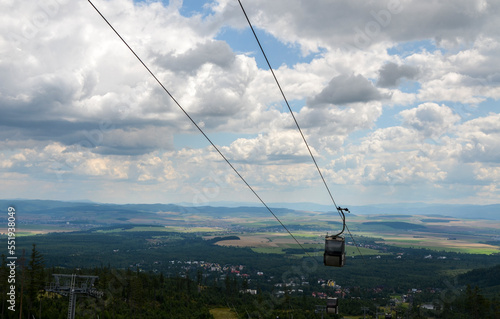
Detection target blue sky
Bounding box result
[1,0,500,208]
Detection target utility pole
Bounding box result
[361,306,369,319]
[315,305,326,319]
[374,304,382,319]
[67,274,76,319]
[45,274,103,319]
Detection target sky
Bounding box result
[1,0,500,207]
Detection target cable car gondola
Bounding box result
[326,297,339,314]
[324,207,349,267]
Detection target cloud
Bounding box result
[377,62,419,88]
[457,113,500,163]
[0,0,263,156]
[221,130,314,164]
[418,73,488,104]
[91,126,175,155]
[1,0,500,205]
[400,103,460,139]
[295,102,383,156]
[356,126,419,154]
[326,148,448,187]
[214,0,500,52]
[402,39,500,104]
[155,40,236,74]
[309,74,387,106]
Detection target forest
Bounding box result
[0,244,499,318]
[0,228,499,318]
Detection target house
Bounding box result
[240,289,257,295]
[312,292,328,299]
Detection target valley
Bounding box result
[1,200,500,318]
[3,200,499,255]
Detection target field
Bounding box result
[3,200,500,255]
[209,308,238,319]
[2,224,79,236]
[205,213,500,255]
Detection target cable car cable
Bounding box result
[87,0,312,258]
[237,0,343,220]
[238,0,366,261]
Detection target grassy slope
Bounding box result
[209,308,238,319]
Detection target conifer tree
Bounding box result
[28,243,45,302]
[0,254,8,317]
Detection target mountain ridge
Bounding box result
[1,199,499,220]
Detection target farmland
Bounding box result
[2,200,499,255]
[2,200,500,319]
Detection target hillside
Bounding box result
[1,199,499,318]
[1,200,499,255]
[459,264,500,296]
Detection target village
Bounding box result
[128,257,437,306]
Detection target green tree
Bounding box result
[26,244,45,318]
[28,244,45,299]
[464,285,490,319]
[0,254,8,317]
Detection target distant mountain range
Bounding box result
[1,199,499,220]
[180,201,500,220]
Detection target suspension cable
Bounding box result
[238,0,366,260]
[236,1,344,218]
[87,0,312,258]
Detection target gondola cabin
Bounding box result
[326,297,339,314]
[324,235,345,267]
